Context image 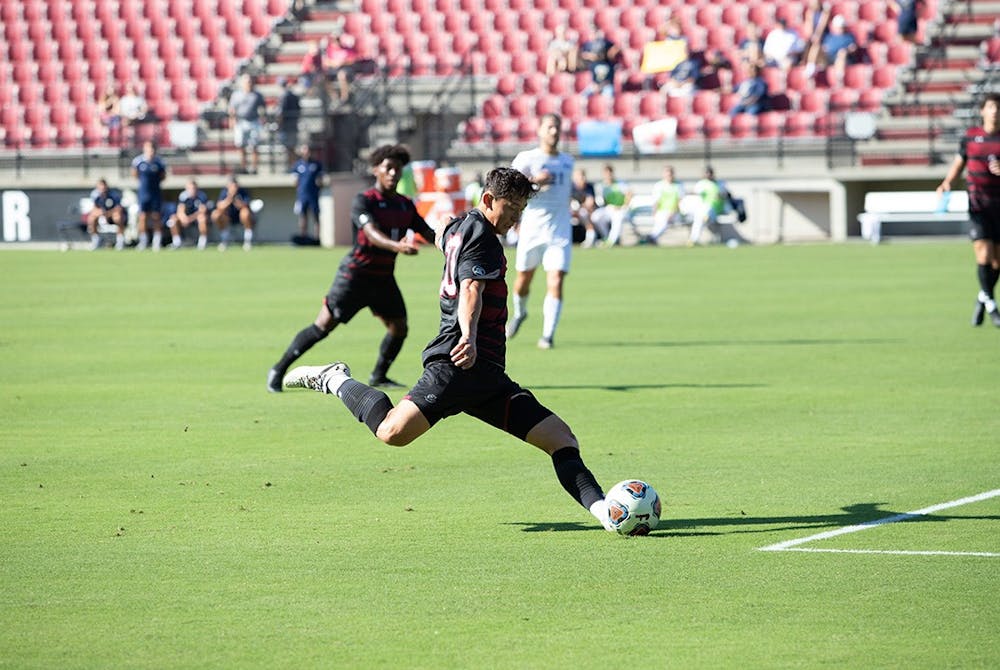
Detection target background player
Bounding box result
[292,144,324,241]
[267,144,436,393]
[131,140,167,252]
[938,93,1000,327]
[85,178,127,251]
[168,179,211,250]
[508,113,575,349]
[281,167,615,531]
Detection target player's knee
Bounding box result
[375,422,413,447]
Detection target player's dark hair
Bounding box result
[982,93,1000,109]
[482,167,536,202]
[540,113,562,129]
[368,143,411,167]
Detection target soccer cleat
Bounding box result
[368,375,405,389]
[266,368,282,393]
[537,336,553,350]
[218,241,228,252]
[506,313,527,339]
[243,240,252,251]
[990,308,1000,328]
[283,362,351,393]
[972,300,986,326]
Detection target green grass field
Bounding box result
[2,241,997,669]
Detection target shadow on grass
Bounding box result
[531,383,765,392]
[513,502,1000,536]
[575,338,901,349]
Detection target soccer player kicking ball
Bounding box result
[283,167,615,531]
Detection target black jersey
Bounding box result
[959,127,1000,211]
[342,188,434,277]
[422,209,508,369]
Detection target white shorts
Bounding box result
[515,237,571,273]
[234,120,261,149]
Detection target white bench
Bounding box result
[858,191,969,242]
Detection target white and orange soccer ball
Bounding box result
[605,480,662,536]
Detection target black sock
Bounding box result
[551,446,604,510]
[274,324,327,374]
[371,333,405,380]
[990,265,1000,293]
[338,379,393,435]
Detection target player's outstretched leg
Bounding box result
[286,361,395,435]
[550,446,614,532]
[284,362,352,394]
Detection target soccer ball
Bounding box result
[605,480,662,536]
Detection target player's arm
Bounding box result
[410,208,437,246]
[450,277,484,370]
[938,154,966,194]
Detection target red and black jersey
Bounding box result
[341,188,434,277]
[421,209,508,369]
[959,127,1000,210]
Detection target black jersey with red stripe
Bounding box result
[421,209,508,369]
[959,128,1000,210]
[341,188,433,277]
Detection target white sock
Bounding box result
[90,233,100,245]
[512,294,527,320]
[172,236,182,248]
[243,229,253,243]
[980,291,997,312]
[197,235,207,250]
[324,371,351,396]
[589,498,614,531]
[115,233,125,247]
[542,295,562,340]
[152,232,162,250]
[583,228,596,245]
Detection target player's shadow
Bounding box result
[512,502,1000,536]
[575,338,900,349]
[530,382,765,392]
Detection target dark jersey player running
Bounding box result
[938,93,1000,327]
[267,144,436,392]
[281,167,617,531]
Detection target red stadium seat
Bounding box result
[872,65,897,89]
[756,111,784,138]
[704,113,730,140]
[730,114,758,139]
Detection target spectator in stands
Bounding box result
[937,93,1000,327]
[325,33,358,103]
[889,0,924,45]
[98,85,122,145]
[571,168,599,247]
[131,140,167,252]
[763,18,805,71]
[212,175,257,251]
[300,39,326,93]
[292,144,324,241]
[737,23,766,69]
[984,20,1000,67]
[804,13,856,80]
[579,28,620,98]
[642,18,689,93]
[803,0,832,47]
[730,63,769,116]
[276,77,302,168]
[118,82,148,138]
[546,24,580,76]
[168,179,212,251]
[229,74,267,174]
[697,49,733,92]
[645,165,685,246]
[591,164,636,247]
[690,165,729,246]
[85,178,127,251]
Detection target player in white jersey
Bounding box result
[508,114,575,349]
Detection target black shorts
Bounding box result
[968,209,1000,242]
[325,271,406,323]
[406,359,553,440]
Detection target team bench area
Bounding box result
[858,191,970,242]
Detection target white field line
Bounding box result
[759,488,1000,555]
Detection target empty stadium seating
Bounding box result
[1,0,289,148]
